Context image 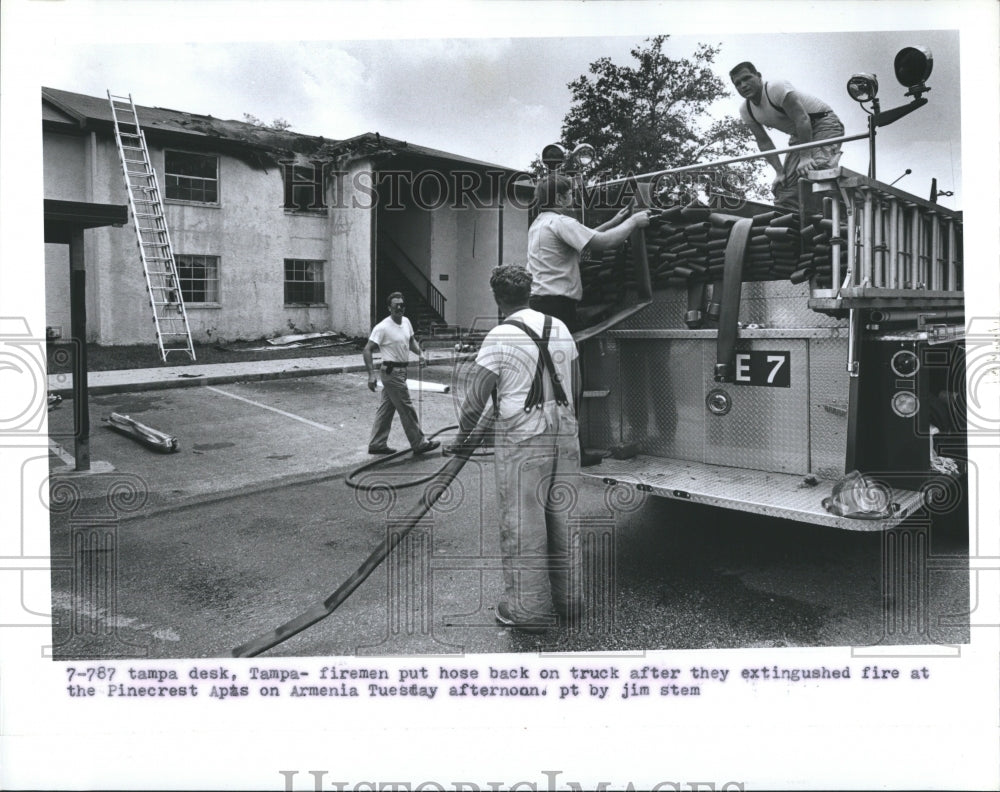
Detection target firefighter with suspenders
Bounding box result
[454,265,585,633]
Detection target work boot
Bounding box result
[414,440,441,454]
[494,602,551,635]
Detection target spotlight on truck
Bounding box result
[541,143,568,171]
[894,45,933,98]
[847,72,879,103]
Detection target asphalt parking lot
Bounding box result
[45,361,971,660]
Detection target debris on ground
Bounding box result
[104,412,180,453]
[214,331,359,353]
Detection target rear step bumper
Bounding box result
[585,455,928,531]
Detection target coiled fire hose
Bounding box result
[231,417,494,657]
[344,424,492,492]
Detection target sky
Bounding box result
[17,10,965,206]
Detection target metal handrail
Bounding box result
[594,131,871,188]
[380,232,447,320]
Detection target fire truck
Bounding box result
[552,46,966,531]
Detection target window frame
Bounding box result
[174,253,221,306]
[164,149,220,205]
[283,258,327,306]
[283,162,329,215]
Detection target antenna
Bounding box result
[889,169,912,186]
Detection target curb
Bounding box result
[48,362,369,397]
[47,356,473,397]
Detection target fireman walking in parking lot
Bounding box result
[363,292,440,456]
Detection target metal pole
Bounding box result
[888,198,899,289]
[930,213,941,291]
[862,189,874,287]
[909,206,920,288]
[596,131,871,188]
[873,195,884,287]
[868,113,877,179]
[69,228,90,472]
[840,186,857,292]
[830,197,842,293]
[947,218,958,291]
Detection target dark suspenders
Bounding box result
[500,315,570,412]
[745,83,787,124]
[746,83,830,125]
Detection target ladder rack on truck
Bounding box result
[575,166,965,532]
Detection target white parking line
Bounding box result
[206,385,335,432]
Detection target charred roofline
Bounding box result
[42,91,526,174]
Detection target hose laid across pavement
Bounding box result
[231,418,494,657]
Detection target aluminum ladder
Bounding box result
[806,167,963,302]
[107,91,196,362]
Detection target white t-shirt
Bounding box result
[739,80,835,136]
[369,315,414,363]
[475,308,578,437]
[526,212,597,301]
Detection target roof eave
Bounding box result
[42,90,88,128]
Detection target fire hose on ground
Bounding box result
[231,418,494,657]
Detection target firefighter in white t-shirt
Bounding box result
[526,173,651,466]
[730,61,845,208]
[362,292,440,455]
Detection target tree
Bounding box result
[243,113,293,131]
[535,36,767,202]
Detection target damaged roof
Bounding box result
[42,87,523,172]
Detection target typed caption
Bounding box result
[62,660,931,701]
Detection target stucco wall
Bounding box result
[43,133,88,339]
[42,127,375,344]
[433,177,531,332]
[42,118,526,346]
[452,198,530,332]
[327,161,374,335]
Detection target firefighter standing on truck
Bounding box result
[526,173,651,466]
[453,265,583,634]
[729,61,845,209]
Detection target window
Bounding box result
[165,151,218,203]
[284,162,327,211]
[175,254,220,304]
[284,259,326,305]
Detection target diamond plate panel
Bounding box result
[739,281,846,328]
[615,288,690,329]
[808,336,850,478]
[580,336,622,450]
[616,280,848,331]
[618,339,705,458]
[702,339,810,473]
